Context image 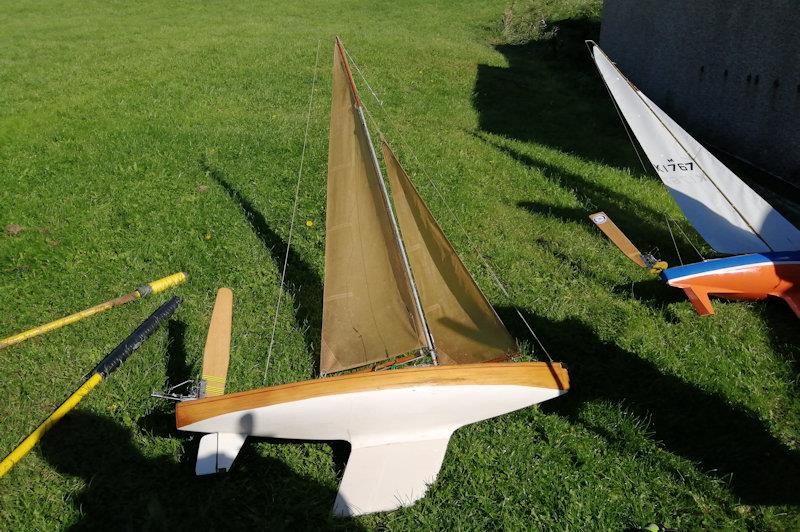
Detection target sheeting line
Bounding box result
[584,41,649,177]
[263,41,321,385]
[671,215,706,262]
[664,215,683,266]
[344,47,554,364]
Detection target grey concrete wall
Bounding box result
[599,0,800,182]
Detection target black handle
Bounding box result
[93,296,182,377]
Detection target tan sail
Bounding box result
[320,39,426,373]
[381,140,518,364]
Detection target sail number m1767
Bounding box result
[655,160,694,173]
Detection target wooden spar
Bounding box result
[334,37,361,107]
[334,37,438,363]
[199,288,233,397]
[589,211,647,268]
[0,272,187,350]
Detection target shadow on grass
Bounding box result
[166,320,193,384]
[40,411,356,530]
[200,157,323,370]
[609,278,687,321]
[497,306,800,505]
[474,133,698,264]
[756,298,800,376]
[139,319,196,436]
[473,18,638,169]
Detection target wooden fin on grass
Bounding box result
[200,288,233,397]
[589,211,647,268]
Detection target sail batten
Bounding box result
[381,140,518,365]
[590,43,800,254]
[320,39,426,374]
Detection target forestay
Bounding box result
[382,140,518,364]
[591,43,800,254]
[320,40,427,374]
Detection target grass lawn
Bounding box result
[1,0,799,529]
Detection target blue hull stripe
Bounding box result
[661,251,800,282]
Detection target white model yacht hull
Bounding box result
[177,362,568,516]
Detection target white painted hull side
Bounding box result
[180,383,565,516]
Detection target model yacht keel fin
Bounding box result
[781,291,800,318]
[332,435,452,517]
[682,287,715,316]
[196,432,247,475]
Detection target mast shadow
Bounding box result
[200,157,324,372]
[472,18,639,169]
[497,306,800,506]
[165,320,193,386]
[472,134,699,263]
[40,411,356,530]
[139,320,197,435]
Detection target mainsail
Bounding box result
[320,39,427,373]
[590,43,800,254]
[382,140,518,364]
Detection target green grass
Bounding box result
[1,0,799,529]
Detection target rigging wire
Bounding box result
[342,45,384,106]
[348,49,554,363]
[664,215,683,266]
[590,44,710,266]
[602,79,649,176]
[263,41,321,385]
[669,215,706,262]
[584,43,649,176]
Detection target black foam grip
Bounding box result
[94,296,182,377]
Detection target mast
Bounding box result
[334,38,438,363]
[358,108,437,362]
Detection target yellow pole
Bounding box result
[0,272,187,350]
[0,296,182,477]
[0,373,103,476]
